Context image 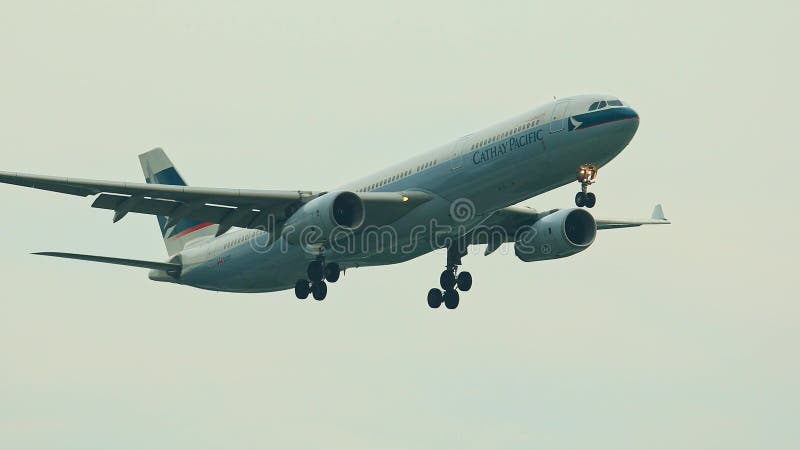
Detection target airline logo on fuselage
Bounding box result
[472,129,544,165]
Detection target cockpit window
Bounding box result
[589,99,623,111]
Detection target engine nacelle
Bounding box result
[514,208,597,262]
[282,191,365,245]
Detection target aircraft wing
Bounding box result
[478,204,670,231]
[33,252,180,273]
[471,204,669,253]
[594,204,670,229]
[0,171,432,233]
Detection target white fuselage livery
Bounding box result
[173,94,640,293]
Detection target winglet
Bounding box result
[651,204,666,221]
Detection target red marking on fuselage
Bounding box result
[171,222,215,240]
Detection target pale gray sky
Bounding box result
[1,1,798,449]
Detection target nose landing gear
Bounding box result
[575,164,598,208]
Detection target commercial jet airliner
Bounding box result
[0,94,668,309]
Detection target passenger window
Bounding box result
[589,102,599,111]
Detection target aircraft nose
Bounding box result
[622,105,639,121]
[621,106,640,133]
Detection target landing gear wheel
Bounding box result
[427,288,443,309]
[307,260,324,282]
[575,192,586,207]
[311,281,327,301]
[456,272,473,291]
[294,280,310,300]
[324,263,341,283]
[585,192,596,208]
[440,270,456,291]
[443,289,460,309]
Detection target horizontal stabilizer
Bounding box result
[33,252,180,273]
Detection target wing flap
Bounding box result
[91,194,272,230]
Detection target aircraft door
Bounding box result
[450,136,469,170]
[549,101,571,133]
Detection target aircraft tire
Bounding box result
[585,192,596,208]
[443,289,460,310]
[325,263,341,283]
[295,280,310,299]
[307,261,324,282]
[427,288,443,308]
[575,192,586,207]
[456,271,473,292]
[312,281,328,301]
[440,270,456,291]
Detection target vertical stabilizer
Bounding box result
[139,148,219,256]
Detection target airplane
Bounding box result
[0,94,669,309]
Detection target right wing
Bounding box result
[0,171,432,235]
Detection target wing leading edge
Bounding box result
[0,168,432,234]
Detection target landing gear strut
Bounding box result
[427,242,472,310]
[575,164,598,208]
[295,259,341,301]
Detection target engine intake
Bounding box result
[282,191,365,245]
[514,208,596,262]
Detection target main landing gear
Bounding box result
[295,260,341,301]
[575,164,598,208]
[427,243,472,310]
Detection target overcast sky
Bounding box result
[1,1,797,449]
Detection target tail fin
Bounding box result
[139,148,219,256]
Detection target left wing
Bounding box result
[471,204,669,253]
[0,171,432,234]
[595,204,670,229]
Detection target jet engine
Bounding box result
[282,191,365,245]
[514,208,596,262]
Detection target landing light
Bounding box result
[402,196,409,202]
